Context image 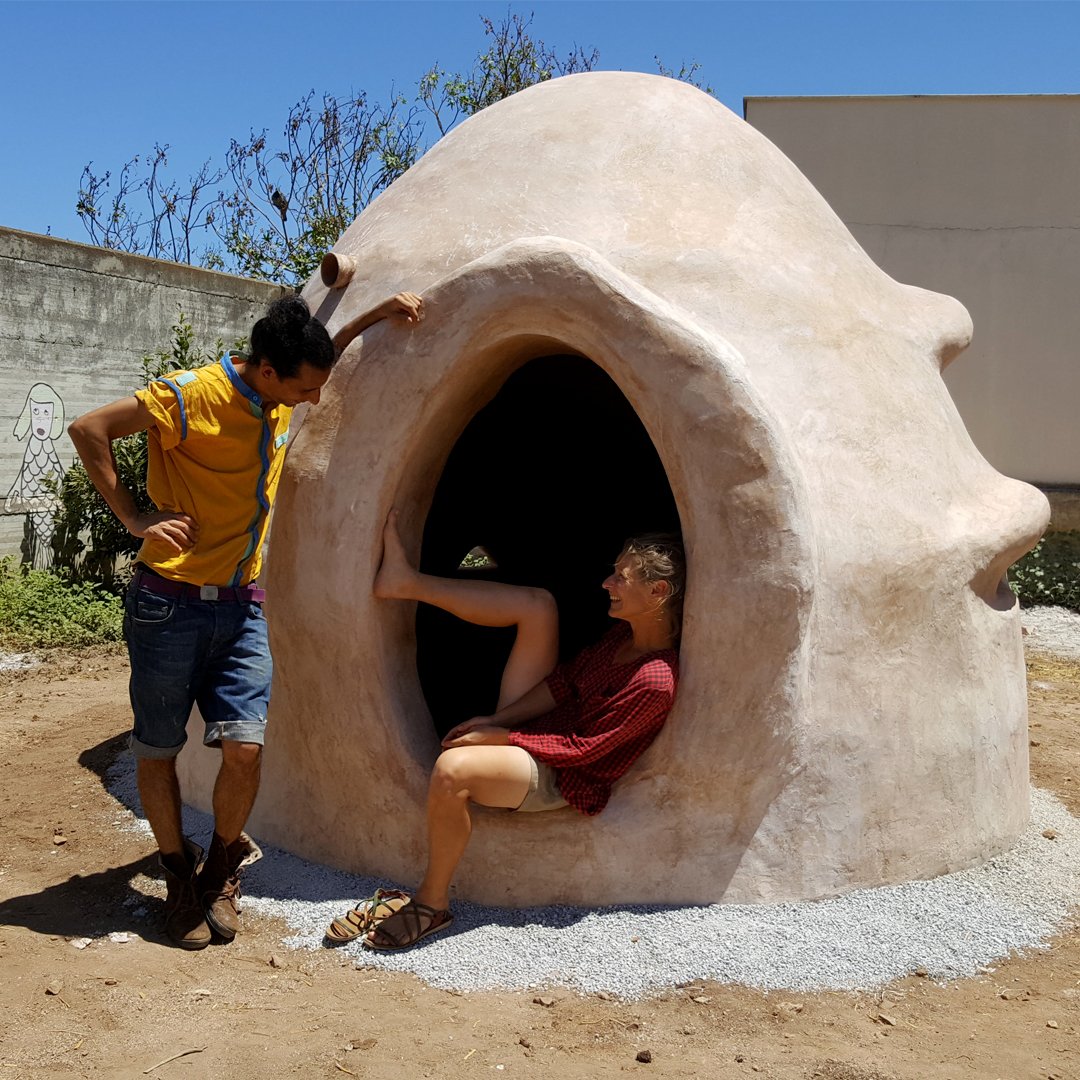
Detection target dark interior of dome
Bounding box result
[417,354,681,736]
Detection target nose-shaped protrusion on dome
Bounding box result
[928,291,974,372]
[967,480,1050,610]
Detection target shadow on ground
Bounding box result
[0,856,175,945]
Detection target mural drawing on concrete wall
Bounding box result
[4,383,66,566]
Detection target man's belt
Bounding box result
[133,566,266,604]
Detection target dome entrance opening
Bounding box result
[418,354,680,737]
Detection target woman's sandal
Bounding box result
[362,900,453,952]
[324,888,411,945]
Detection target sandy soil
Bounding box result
[0,646,1078,1080]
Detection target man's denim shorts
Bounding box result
[124,575,272,759]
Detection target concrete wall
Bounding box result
[0,227,285,563]
[745,95,1080,496]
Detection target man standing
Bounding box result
[70,291,422,948]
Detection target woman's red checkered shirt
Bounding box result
[507,622,679,816]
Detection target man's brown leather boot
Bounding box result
[159,840,211,950]
[197,832,263,941]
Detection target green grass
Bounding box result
[1009,531,1080,611]
[0,557,124,650]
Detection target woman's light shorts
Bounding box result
[515,752,569,813]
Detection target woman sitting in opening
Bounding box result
[325,510,684,951]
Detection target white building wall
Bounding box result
[745,95,1079,490]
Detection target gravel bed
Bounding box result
[1021,604,1080,660]
[104,785,1080,997]
[0,650,38,672]
[101,605,1080,996]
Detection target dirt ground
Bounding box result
[0,647,1078,1080]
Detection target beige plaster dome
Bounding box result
[179,71,1048,905]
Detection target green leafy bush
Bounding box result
[48,432,154,589]
[1009,531,1080,610]
[0,557,123,649]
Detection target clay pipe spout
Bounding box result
[320,252,357,289]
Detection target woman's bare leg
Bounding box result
[374,510,558,707]
[366,512,554,946]
[366,746,533,944]
[419,746,533,909]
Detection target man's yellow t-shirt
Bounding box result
[134,354,291,587]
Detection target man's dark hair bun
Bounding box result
[268,295,311,337]
[250,293,335,379]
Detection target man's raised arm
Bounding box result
[332,292,424,357]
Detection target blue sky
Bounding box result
[3,0,1078,244]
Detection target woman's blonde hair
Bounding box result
[619,532,686,636]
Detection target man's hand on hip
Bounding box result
[130,510,199,553]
